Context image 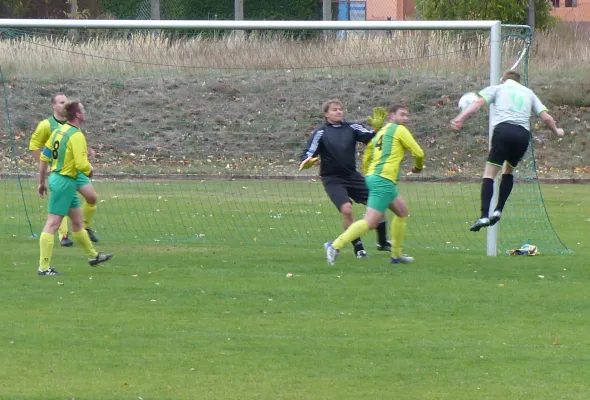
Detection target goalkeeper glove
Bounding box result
[299,156,319,171]
[367,107,388,133]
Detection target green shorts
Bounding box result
[76,171,92,187]
[48,173,81,216]
[365,175,399,213]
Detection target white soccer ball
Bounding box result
[458,92,479,111]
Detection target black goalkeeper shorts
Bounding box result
[321,171,369,210]
[487,122,531,168]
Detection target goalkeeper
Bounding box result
[29,93,101,245]
[300,99,390,258]
[324,105,424,265]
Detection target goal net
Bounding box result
[0,20,568,254]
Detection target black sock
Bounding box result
[376,220,387,246]
[481,177,494,218]
[352,238,364,252]
[496,174,514,213]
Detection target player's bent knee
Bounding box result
[79,186,98,204]
[389,199,409,218]
[339,203,353,216]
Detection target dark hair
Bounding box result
[322,99,343,113]
[502,70,521,83]
[388,104,409,114]
[51,92,66,104]
[64,100,82,121]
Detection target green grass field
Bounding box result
[0,181,588,399]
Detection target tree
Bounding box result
[415,0,556,30]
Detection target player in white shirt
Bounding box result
[450,70,564,232]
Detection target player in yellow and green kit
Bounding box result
[29,93,72,245]
[324,105,424,265]
[29,93,101,247]
[37,100,113,276]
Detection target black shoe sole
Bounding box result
[470,224,489,232]
[86,229,99,243]
[489,217,501,226]
[89,254,113,266]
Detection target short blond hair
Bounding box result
[51,92,66,104]
[322,99,342,113]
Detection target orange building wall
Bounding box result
[365,0,415,20]
[365,0,590,22]
[366,0,399,20]
[551,0,590,22]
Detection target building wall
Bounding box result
[366,0,398,20]
[363,0,590,23]
[551,0,590,22]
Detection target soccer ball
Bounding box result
[458,92,479,111]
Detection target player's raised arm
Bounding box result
[398,126,425,172]
[350,122,374,144]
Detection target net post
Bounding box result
[486,21,502,256]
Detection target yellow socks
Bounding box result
[391,216,407,258]
[83,202,97,229]
[333,220,370,250]
[58,217,69,239]
[39,231,54,270]
[72,230,98,259]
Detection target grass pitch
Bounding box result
[0,183,588,399]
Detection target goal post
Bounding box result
[1,18,567,255]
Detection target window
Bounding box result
[552,0,560,7]
[565,0,577,7]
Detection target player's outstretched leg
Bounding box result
[324,242,339,265]
[71,229,113,266]
[329,220,370,264]
[89,252,114,266]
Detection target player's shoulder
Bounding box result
[35,118,51,127]
[391,124,413,138]
[312,124,327,134]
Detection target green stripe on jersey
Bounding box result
[373,123,396,176]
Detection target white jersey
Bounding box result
[478,79,548,131]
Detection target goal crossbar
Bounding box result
[0,19,501,31]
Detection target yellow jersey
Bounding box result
[40,123,92,179]
[29,116,66,150]
[362,122,424,184]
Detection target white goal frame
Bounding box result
[0,18,502,256]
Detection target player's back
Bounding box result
[481,80,546,131]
